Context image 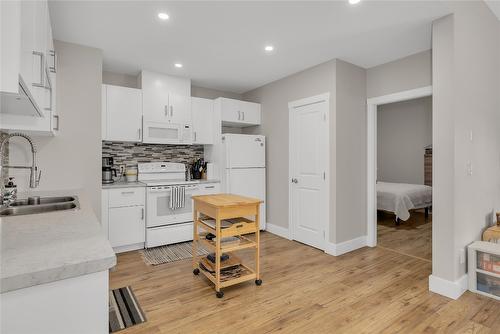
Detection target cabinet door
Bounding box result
[109,206,145,248]
[106,85,142,142]
[30,0,47,112]
[191,97,213,144]
[101,190,109,239]
[220,98,241,123]
[142,80,169,123]
[239,101,261,125]
[169,93,191,124]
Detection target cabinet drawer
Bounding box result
[146,223,193,248]
[197,183,220,195]
[108,187,145,208]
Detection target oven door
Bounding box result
[146,185,197,228]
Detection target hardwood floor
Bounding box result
[377,211,432,261]
[110,232,500,334]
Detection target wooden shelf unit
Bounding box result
[192,194,263,298]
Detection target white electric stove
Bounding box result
[139,162,200,248]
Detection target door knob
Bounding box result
[291,178,298,184]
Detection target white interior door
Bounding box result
[289,96,328,250]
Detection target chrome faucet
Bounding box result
[0,133,41,189]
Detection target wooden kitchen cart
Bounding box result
[191,194,263,298]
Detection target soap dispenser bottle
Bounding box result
[2,177,17,206]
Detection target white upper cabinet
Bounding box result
[140,70,192,144]
[0,0,57,135]
[102,84,143,142]
[140,70,191,123]
[192,97,213,145]
[218,98,261,127]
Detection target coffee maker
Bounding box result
[102,157,117,184]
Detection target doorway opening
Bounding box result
[366,86,432,261]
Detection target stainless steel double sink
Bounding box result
[0,196,80,217]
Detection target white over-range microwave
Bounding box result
[142,119,192,144]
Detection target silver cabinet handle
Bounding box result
[137,128,141,139]
[242,111,245,120]
[205,185,215,189]
[164,105,168,116]
[170,105,173,117]
[237,111,241,120]
[141,207,144,220]
[44,68,52,111]
[194,131,197,142]
[121,191,134,195]
[49,50,56,73]
[32,51,45,87]
[53,115,59,131]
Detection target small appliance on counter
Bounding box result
[102,157,117,184]
[125,165,138,182]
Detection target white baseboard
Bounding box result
[113,242,144,254]
[265,223,290,240]
[325,235,367,256]
[428,274,468,300]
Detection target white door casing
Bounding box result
[366,86,432,247]
[289,93,329,250]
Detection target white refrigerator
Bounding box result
[221,134,266,230]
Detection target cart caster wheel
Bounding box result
[255,279,262,286]
[193,268,200,275]
[216,291,224,298]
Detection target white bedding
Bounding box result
[377,182,432,221]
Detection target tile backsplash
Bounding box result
[0,132,9,183]
[102,141,204,168]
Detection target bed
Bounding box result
[377,182,432,224]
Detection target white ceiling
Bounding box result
[48,1,455,94]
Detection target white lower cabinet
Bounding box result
[109,206,145,248]
[102,187,145,253]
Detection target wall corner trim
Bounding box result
[325,236,368,256]
[265,223,291,240]
[428,274,468,300]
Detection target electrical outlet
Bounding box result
[119,165,126,176]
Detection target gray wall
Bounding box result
[334,60,367,243]
[432,1,500,283]
[377,96,432,185]
[243,60,336,233]
[102,71,138,88]
[243,59,367,245]
[191,86,242,100]
[9,41,103,216]
[102,71,242,100]
[366,50,431,98]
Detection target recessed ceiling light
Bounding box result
[264,45,274,52]
[158,12,169,20]
[348,0,361,4]
[174,63,183,68]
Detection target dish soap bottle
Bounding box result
[2,177,17,206]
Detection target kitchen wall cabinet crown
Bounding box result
[0,0,58,135]
[102,84,143,142]
[217,97,261,127]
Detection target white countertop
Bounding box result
[0,189,116,293]
[102,180,146,189]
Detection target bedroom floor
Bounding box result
[377,210,432,261]
[110,232,500,333]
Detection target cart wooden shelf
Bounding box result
[192,194,263,298]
